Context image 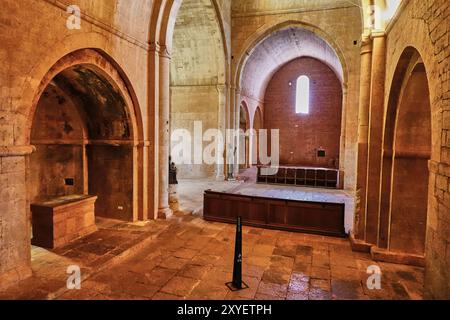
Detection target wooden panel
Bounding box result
[204,191,345,237]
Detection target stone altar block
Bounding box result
[31,195,98,249]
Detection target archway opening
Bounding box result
[169,0,225,179]
[238,26,345,187]
[379,48,431,256]
[239,103,250,170]
[29,64,138,248]
[391,65,431,255]
[252,107,263,166]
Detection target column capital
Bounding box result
[0,145,35,157]
[360,36,373,55]
[137,140,151,148]
[149,42,172,59]
[370,30,386,39]
[216,83,228,91]
[149,42,161,53]
[159,45,172,59]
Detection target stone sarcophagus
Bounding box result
[31,195,98,249]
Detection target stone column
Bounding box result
[216,84,227,181]
[137,140,150,221]
[147,44,160,220]
[364,32,386,245]
[354,36,373,241]
[157,46,173,219]
[0,145,34,290]
[226,86,237,180]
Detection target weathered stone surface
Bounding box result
[0,0,448,299]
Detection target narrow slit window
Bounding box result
[296,75,310,114]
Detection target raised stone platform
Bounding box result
[31,195,98,249]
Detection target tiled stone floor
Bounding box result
[0,180,424,300]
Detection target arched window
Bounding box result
[296,75,310,114]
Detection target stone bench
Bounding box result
[31,195,98,249]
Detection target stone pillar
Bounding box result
[216,84,227,181]
[138,140,150,221]
[226,86,237,180]
[0,146,34,290]
[147,44,160,220]
[364,32,386,245]
[354,36,373,241]
[157,46,173,220]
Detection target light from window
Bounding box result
[296,75,310,114]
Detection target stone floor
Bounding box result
[0,179,424,300]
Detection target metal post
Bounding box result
[226,216,248,291]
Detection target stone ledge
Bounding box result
[0,145,36,157]
[349,232,372,253]
[371,247,425,267]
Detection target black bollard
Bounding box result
[226,216,249,291]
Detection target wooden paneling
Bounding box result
[204,191,345,237]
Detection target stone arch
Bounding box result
[26,49,143,144]
[239,101,251,169]
[379,47,432,257]
[12,32,144,147]
[252,106,263,166]
[151,0,228,64]
[253,106,263,131]
[27,49,143,223]
[233,20,349,92]
[168,0,228,179]
[236,22,347,182]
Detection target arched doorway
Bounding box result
[252,107,263,166]
[169,0,226,180]
[236,26,346,185]
[28,50,141,227]
[379,48,431,257]
[239,102,250,170]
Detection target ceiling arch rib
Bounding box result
[240,27,344,102]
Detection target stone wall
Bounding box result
[0,0,152,288]
[264,57,343,168]
[170,86,219,178]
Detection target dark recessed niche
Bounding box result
[317,150,326,158]
[65,178,75,186]
[353,40,358,45]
